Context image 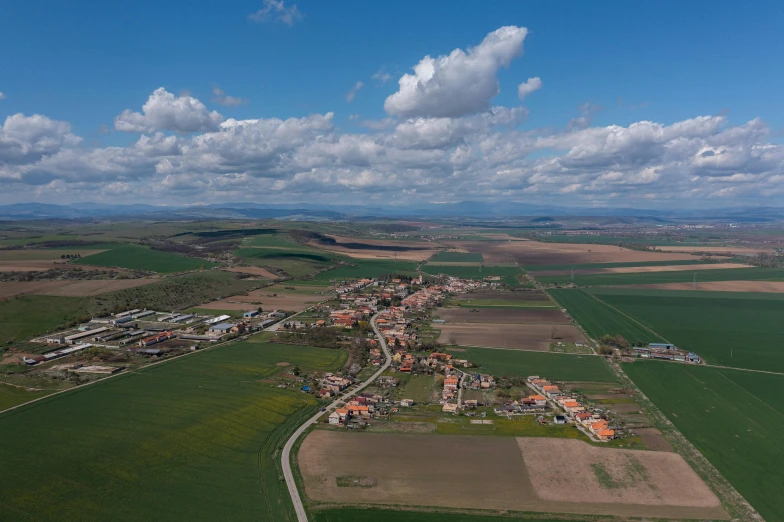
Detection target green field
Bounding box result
[430,251,484,263]
[313,509,578,522]
[235,248,337,278]
[548,289,665,344]
[0,295,89,345]
[423,264,523,286]
[624,361,784,521]
[536,267,784,287]
[0,384,53,411]
[315,260,418,281]
[74,244,215,273]
[447,347,616,382]
[394,373,435,403]
[526,259,716,271]
[591,289,784,372]
[0,339,346,521]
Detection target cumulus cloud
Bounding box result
[384,26,528,118]
[346,81,364,103]
[115,88,224,133]
[0,114,81,167]
[248,0,302,26]
[517,77,542,99]
[212,86,247,107]
[0,92,6,100]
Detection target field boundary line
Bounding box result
[713,370,784,422]
[583,290,672,343]
[703,364,784,377]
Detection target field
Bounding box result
[533,262,749,277]
[442,239,695,266]
[0,295,89,345]
[0,248,113,272]
[307,235,437,261]
[526,259,717,271]
[591,288,784,372]
[198,283,330,313]
[299,431,725,520]
[433,308,570,324]
[313,509,577,522]
[314,260,418,281]
[223,266,280,278]
[0,339,347,521]
[447,347,616,382]
[628,280,784,293]
[422,264,523,286]
[234,248,336,278]
[536,267,784,287]
[434,323,585,351]
[74,244,215,273]
[0,279,158,299]
[548,289,665,344]
[624,361,784,521]
[430,251,484,263]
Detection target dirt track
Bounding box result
[298,431,728,520]
[625,280,784,293]
[434,323,584,350]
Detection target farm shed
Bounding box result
[209,323,236,334]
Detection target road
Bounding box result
[281,314,392,522]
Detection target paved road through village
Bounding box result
[281,314,392,522]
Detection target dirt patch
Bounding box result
[518,438,723,511]
[224,266,279,278]
[636,428,674,452]
[455,290,551,302]
[299,431,728,520]
[433,323,585,350]
[198,286,326,312]
[625,280,784,293]
[442,240,697,266]
[276,362,291,367]
[606,403,642,414]
[535,262,751,276]
[435,307,571,324]
[0,279,158,299]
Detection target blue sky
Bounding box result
[1,1,783,207]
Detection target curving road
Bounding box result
[281,314,392,522]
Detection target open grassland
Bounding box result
[448,347,616,382]
[0,295,89,345]
[430,251,484,263]
[198,282,329,312]
[0,384,53,411]
[0,339,346,522]
[548,289,665,344]
[591,289,784,372]
[299,431,725,520]
[315,260,418,281]
[74,244,215,273]
[536,266,784,287]
[624,361,784,521]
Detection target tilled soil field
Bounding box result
[626,280,784,293]
[455,290,551,302]
[434,307,571,324]
[0,279,158,299]
[534,262,750,277]
[433,323,585,350]
[299,431,728,520]
[197,287,327,312]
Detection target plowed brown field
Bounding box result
[435,307,571,324]
[298,431,728,520]
[433,323,584,350]
[625,280,784,293]
[0,279,157,299]
[535,262,750,276]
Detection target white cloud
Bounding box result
[248,0,302,26]
[0,92,6,100]
[372,69,393,85]
[114,88,224,133]
[384,26,528,118]
[212,86,247,107]
[517,77,542,99]
[0,114,81,167]
[346,81,364,103]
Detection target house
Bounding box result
[400,399,414,407]
[209,323,236,334]
[442,403,458,413]
[553,415,567,424]
[528,394,547,407]
[328,411,341,425]
[576,412,593,424]
[444,376,459,391]
[596,428,615,441]
[542,385,560,397]
[243,310,260,318]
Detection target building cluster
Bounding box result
[318,373,353,398]
[528,376,616,441]
[634,343,701,364]
[328,392,388,427]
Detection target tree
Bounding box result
[292,366,301,376]
[448,335,458,346]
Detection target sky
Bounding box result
[1,0,784,209]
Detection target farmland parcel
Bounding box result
[74,244,215,273]
[299,431,726,520]
[0,340,346,522]
[624,361,784,521]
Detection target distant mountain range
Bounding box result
[0,201,782,223]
